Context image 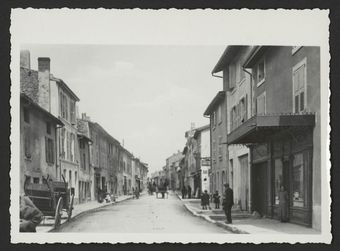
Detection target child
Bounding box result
[213,191,220,209]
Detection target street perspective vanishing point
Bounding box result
[17,44,326,238]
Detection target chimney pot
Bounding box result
[38,57,51,72]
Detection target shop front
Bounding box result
[227,114,315,227]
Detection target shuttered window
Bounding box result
[293,59,307,113]
[45,137,54,164]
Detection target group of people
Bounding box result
[132,187,140,199]
[181,185,192,199]
[199,184,234,223]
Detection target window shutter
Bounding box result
[45,137,48,162]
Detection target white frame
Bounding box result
[292,57,307,113]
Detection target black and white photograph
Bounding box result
[10,9,331,243]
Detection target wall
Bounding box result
[20,101,58,194]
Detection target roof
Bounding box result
[203,91,225,116]
[51,75,80,101]
[88,121,121,146]
[21,93,64,126]
[212,46,247,74]
[21,67,80,102]
[243,46,268,68]
[193,124,210,138]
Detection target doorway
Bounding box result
[252,162,267,216]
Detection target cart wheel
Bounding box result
[54,197,63,229]
[67,194,74,221]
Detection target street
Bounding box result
[55,193,230,233]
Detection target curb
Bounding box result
[49,195,133,232]
[182,200,249,234]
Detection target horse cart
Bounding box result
[24,175,74,228]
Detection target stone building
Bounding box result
[165,151,184,191]
[20,51,81,203]
[226,46,321,229]
[211,46,253,211]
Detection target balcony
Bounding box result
[227,113,315,145]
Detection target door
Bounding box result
[239,155,249,211]
[252,162,267,216]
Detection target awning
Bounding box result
[227,114,315,144]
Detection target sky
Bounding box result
[23,44,225,174]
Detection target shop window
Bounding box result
[293,58,307,113]
[292,153,304,207]
[274,158,283,205]
[33,177,40,184]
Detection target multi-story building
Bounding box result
[182,124,211,196]
[226,46,321,230]
[77,115,92,203]
[140,162,149,192]
[20,90,63,193]
[211,46,253,211]
[20,51,81,203]
[120,147,133,195]
[204,92,228,196]
[165,151,184,191]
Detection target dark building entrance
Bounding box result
[252,162,267,216]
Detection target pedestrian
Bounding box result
[20,195,43,232]
[279,185,288,222]
[223,184,234,224]
[202,190,210,210]
[187,185,192,199]
[181,185,187,199]
[213,190,221,209]
[135,187,140,199]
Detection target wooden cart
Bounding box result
[24,175,74,228]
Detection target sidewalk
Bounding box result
[36,194,133,233]
[177,192,320,235]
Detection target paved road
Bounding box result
[56,193,229,233]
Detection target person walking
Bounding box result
[187,185,192,199]
[181,185,187,199]
[279,185,288,222]
[201,190,210,210]
[223,184,234,224]
[213,191,221,209]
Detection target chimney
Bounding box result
[38,57,51,111]
[20,50,31,69]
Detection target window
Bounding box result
[240,96,248,123]
[45,137,54,164]
[70,133,75,162]
[256,92,266,115]
[218,136,222,160]
[69,170,72,187]
[60,92,69,121]
[23,107,30,123]
[217,105,222,124]
[46,122,51,135]
[257,59,265,86]
[33,177,40,184]
[70,100,76,124]
[66,132,70,160]
[213,111,217,128]
[230,106,236,131]
[274,158,283,205]
[292,153,304,207]
[60,128,66,158]
[293,58,307,113]
[229,64,236,89]
[82,153,86,169]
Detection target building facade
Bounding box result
[204,92,228,196]
[226,46,321,229]
[211,46,253,211]
[165,151,184,191]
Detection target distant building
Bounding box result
[204,91,228,197]
[182,124,210,197]
[165,151,184,191]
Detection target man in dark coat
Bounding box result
[223,184,234,224]
[20,195,43,232]
[279,185,288,222]
[187,185,192,199]
[181,185,187,199]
